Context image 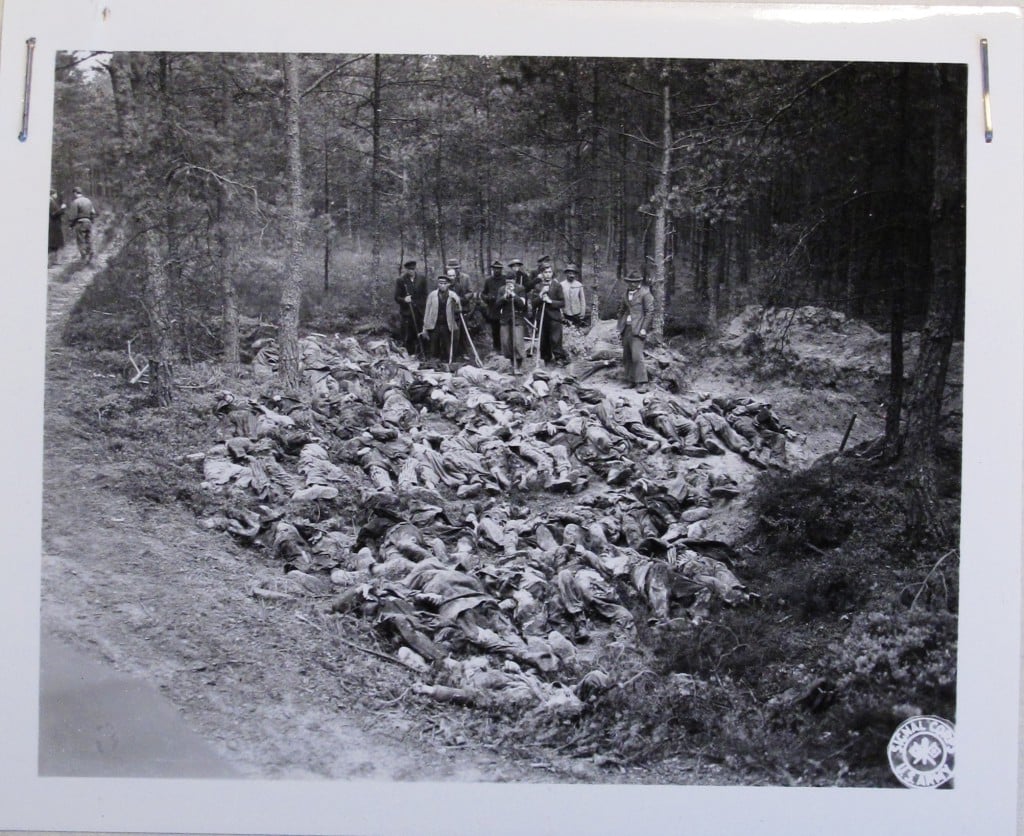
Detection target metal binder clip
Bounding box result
[981,38,992,143]
[18,37,36,142]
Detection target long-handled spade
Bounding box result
[510,290,521,376]
[447,310,455,371]
[407,299,427,360]
[534,301,547,370]
[459,310,482,367]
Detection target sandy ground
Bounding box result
[39,237,553,783]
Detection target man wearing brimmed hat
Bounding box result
[506,257,530,293]
[395,259,427,356]
[561,262,587,327]
[616,271,655,392]
[481,259,507,352]
[529,260,567,365]
[421,273,463,362]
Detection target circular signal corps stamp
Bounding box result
[887,715,955,788]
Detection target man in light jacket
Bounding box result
[561,263,587,327]
[616,271,655,392]
[421,275,462,363]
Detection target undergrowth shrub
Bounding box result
[823,605,958,770]
[748,459,908,561]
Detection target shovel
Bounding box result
[459,310,482,367]
[407,299,427,359]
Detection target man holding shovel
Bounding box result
[529,261,568,365]
[395,259,427,356]
[421,274,462,365]
[496,274,527,374]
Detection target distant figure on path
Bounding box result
[66,187,97,262]
[616,271,654,393]
[48,190,65,265]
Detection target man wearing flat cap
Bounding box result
[395,259,427,356]
[616,271,655,392]
[421,274,463,363]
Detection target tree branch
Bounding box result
[171,164,264,216]
[301,54,370,98]
[57,51,112,73]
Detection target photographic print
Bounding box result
[40,49,965,787]
[2,2,1022,834]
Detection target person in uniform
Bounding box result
[616,271,655,392]
[66,186,97,261]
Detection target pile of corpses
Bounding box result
[196,333,796,714]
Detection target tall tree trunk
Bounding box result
[651,79,671,338]
[696,216,711,312]
[278,53,305,389]
[897,65,966,544]
[107,54,175,406]
[883,64,913,457]
[216,56,239,370]
[710,224,729,332]
[216,187,239,370]
[323,117,331,291]
[370,54,383,282]
[616,122,627,279]
[433,110,446,267]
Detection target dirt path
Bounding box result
[38,233,550,782]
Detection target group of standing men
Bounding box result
[48,186,97,265]
[394,254,655,391]
[394,255,588,372]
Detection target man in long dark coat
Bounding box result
[395,259,427,356]
[481,259,506,352]
[616,271,655,392]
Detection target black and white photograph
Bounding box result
[2,1,1022,834]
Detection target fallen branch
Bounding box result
[333,633,423,672]
[910,549,957,611]
[127,337,149,384]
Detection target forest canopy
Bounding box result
[52,52,966,340]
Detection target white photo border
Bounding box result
[1,1,1021,834]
